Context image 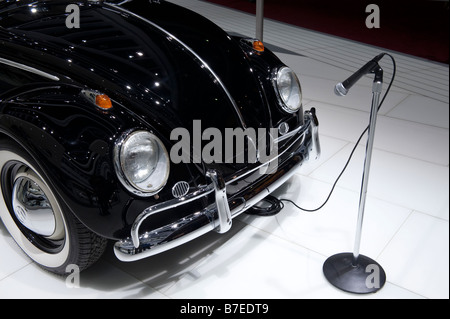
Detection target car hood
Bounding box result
[0,0,271,134]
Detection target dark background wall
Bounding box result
[206,0,449,63]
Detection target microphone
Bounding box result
[335,53,385,96]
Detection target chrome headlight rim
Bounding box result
[114,129,170,198]
[272,66,303,114]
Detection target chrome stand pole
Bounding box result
[323,69,387,294]
[352,80,382,266]
[256,0,264,41]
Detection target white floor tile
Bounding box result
[0,221,32,281]
[375,116,449,165]
[297,134,348,176]
[163,219,423,299]
[308,101,374,143]
[240,175,412,259]
[159,219,332,299]
[387,95,450,129]
[301,75,409,114]
[378,212,449,299]
[0,259,168,299]
[309,101,449,165]
[276,54,353,82]
[310,145,449,220]
[102,225,251,295]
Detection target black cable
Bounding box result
[246,195,285,216]
[281,53,397,213]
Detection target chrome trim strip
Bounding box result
[115,211,216,262]
[104,3,247,129]
[222,122,308,186]
[130,184,215,248]
[274,120,304,143]
[0,57,60,81]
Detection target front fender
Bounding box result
[0,83,165,239]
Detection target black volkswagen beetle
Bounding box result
[0,0,320,275]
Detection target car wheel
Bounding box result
[0,137,107,275]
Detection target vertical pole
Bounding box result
[352,80,383,266]
[256,0,264,41]
[323,65,387,294]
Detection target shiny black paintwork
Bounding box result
[0,0,305,240]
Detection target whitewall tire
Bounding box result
[0,138,107,275]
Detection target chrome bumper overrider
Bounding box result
[114,109,320,262]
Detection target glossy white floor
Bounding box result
[0,0,448,299]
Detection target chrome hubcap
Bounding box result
[1,151,69,265]
[11,171,63,239]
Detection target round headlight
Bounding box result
[115,130,170,197]
[274,67,302,113]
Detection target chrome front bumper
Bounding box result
[114,109,320,262]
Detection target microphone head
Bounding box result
[334,83,348,97]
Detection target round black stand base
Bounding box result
[323,253,386,294]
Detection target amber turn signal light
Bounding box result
[252,40,265,53]
[95,94,113,110]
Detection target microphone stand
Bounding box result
[323,65,387,294]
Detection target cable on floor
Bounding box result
[246,195,285,216]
